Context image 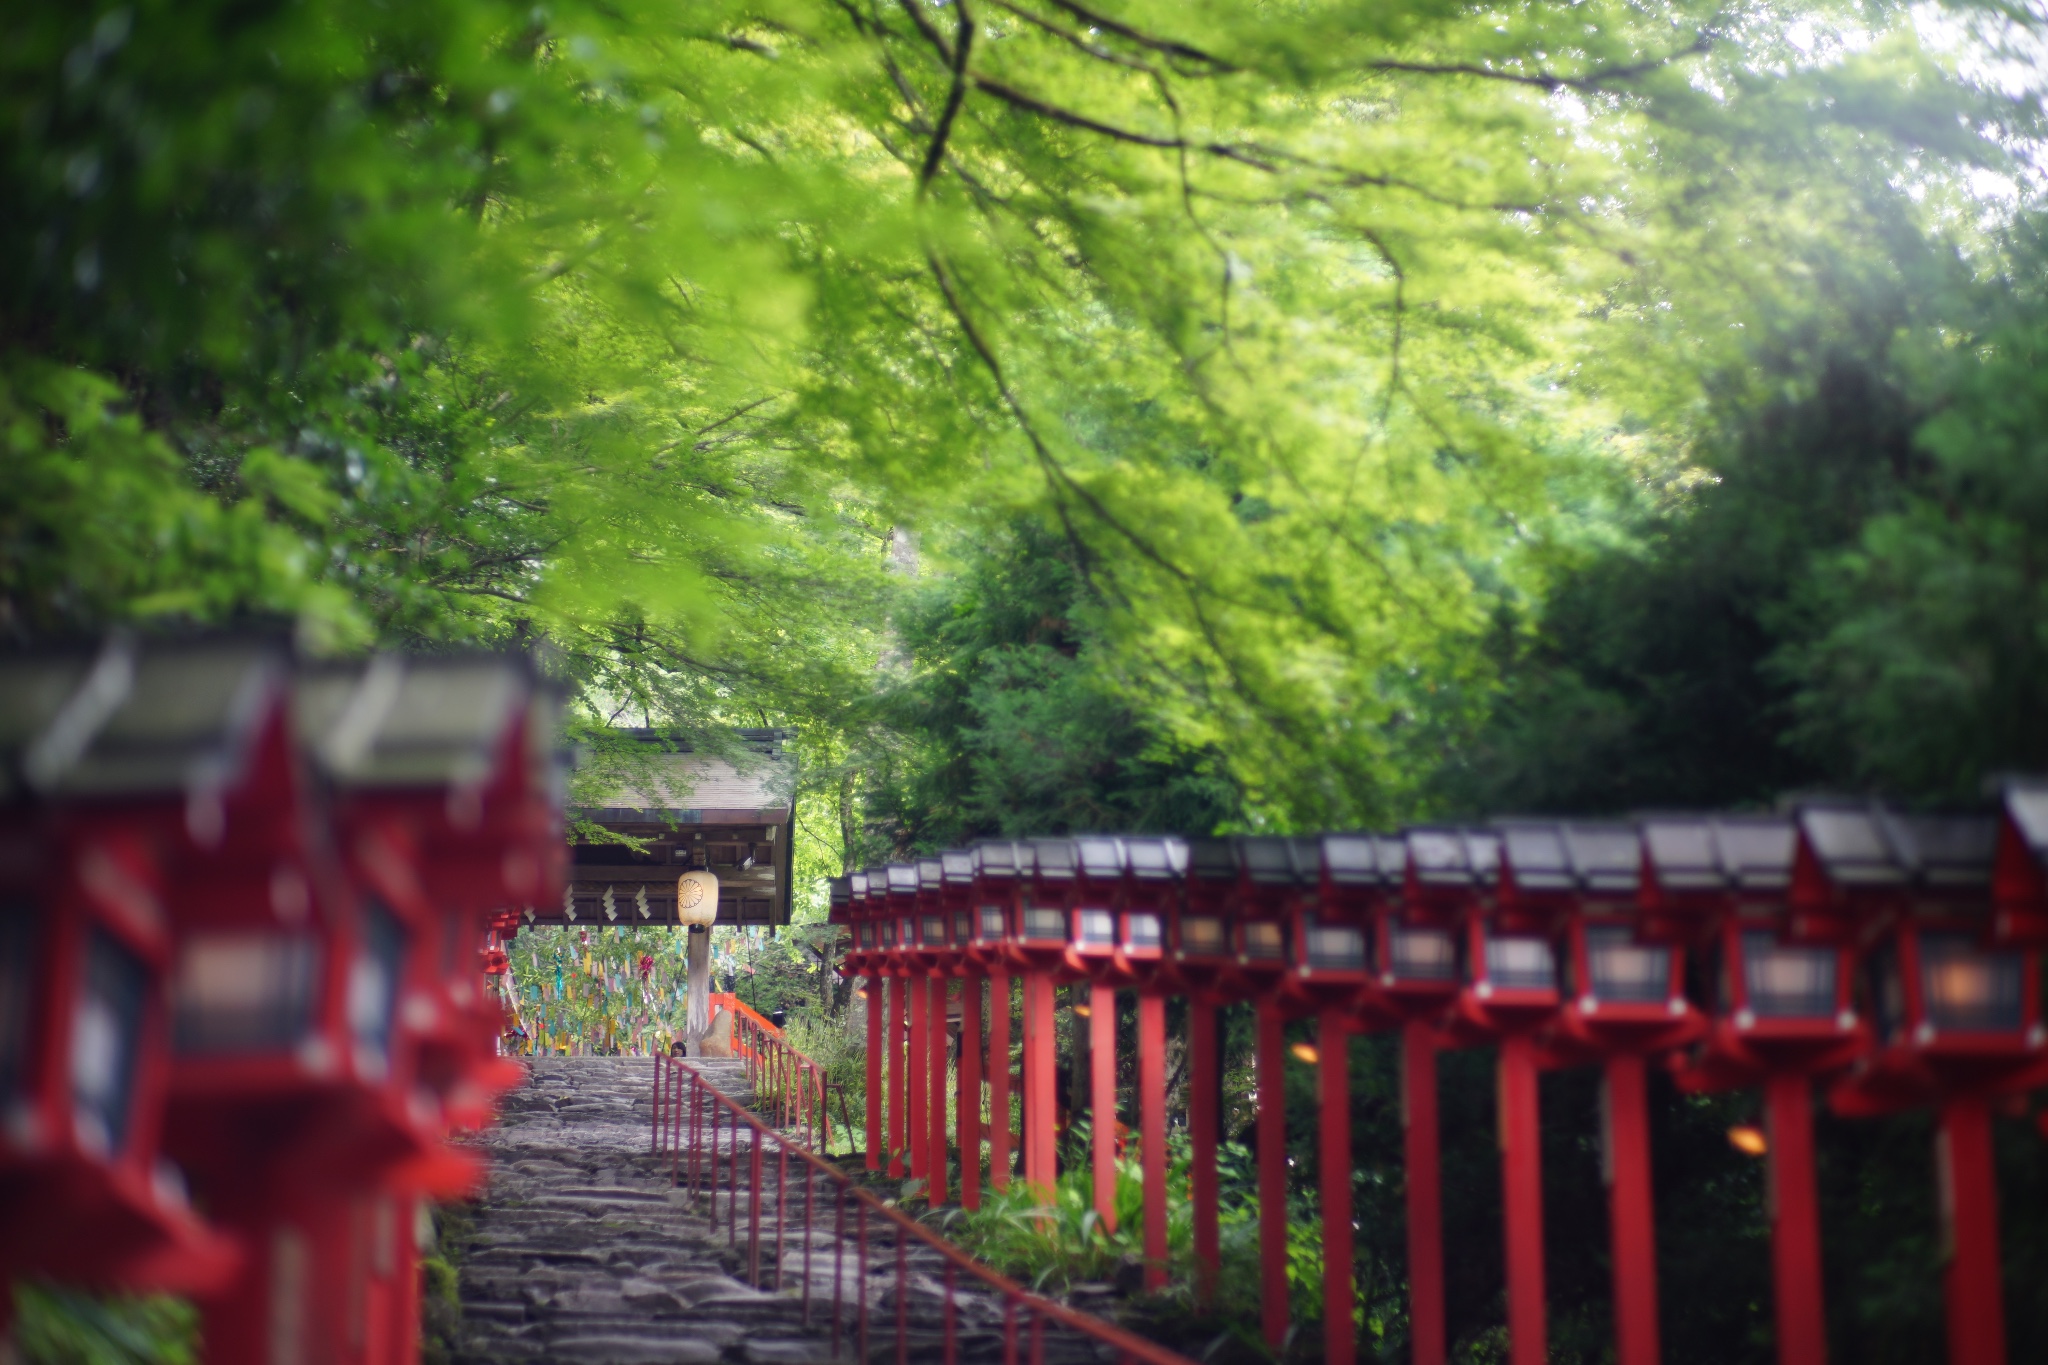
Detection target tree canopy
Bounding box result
[10,0,2044,834]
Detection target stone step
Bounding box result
[453,1056,1126,1365]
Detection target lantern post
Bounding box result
[1229,836,1303,1351]
[1014,839,1077,1198]
[1347,832,1463,1365]
[939,849,982,1206]
[1648,813,1858,1365]
[1116,835,1184,1290]
[1277,833,1386,1365]
[1164,837,1242,1309]
[1419,825,1558,1365]
[845,872,886,1171]
[914,855,955,1202]
[1065,835,1130,1231]
[1499,821,1702,1365]
[882,862,927,1184]
[966,841,1028,1192]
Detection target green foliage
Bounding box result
[10,1284,195,1365]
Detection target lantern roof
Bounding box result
[296,653,538,790]
[884,863,920,894]
[1123,835,1188,881]
[1318,833,1381,888]
[1029,838,1077,881]
[940,849,975,884]
[0,634,287,802]
[1639,814,1795,893]
[1075,835,1125,880]
[970,839,1027,879]
[916,858,942,890]
[1791,799,1996,891]
[1404,826,1501,888]
[1232,835,1294,886]
[1496,821,1642,896]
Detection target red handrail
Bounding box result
[709,992,834,1153]
[650,1055,1196,1365]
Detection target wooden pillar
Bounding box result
[988,971,1012,1191]
[959,974,982,1209]
[1321,1012,1354,1365]
[1257,1002,1289,1349]
[1138,993,1168,1291]
[1764,1073,1827,1365]
[1022,971,1059,1198]
[865,975,884,1170]
[1189,998,1221,1310]
[1938,1095,2005,1365]
[1091,981,1119,1232]
[1499,1035,1548,1365]
[907,971,927,1180]
[1603,1054,1660,1365]
[886,975,906,1178]
[1403,1023,1445,1365]
[928,977,950,1204]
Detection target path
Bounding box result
[451,1056,1113,1365]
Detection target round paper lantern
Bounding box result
[677,870,720,928]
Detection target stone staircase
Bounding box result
[450,1056,1119,1365]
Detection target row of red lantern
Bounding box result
[0,635,564,1365]
[829,786,2048,1365]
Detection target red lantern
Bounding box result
[1511,821,1701,1365]
[0,640,242,1297]
[1792,801,2045,1365]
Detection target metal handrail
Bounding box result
[650,1055,1197,1365]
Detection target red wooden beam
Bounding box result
[1022,971,1059,1197]
[1256,1002,1289,1349]
[1499,1035,1548,1365]
[959,974,983,1209]
[929,977,951,1203]
[1092,982,1120,1231]
[1138,993,1168,1291]
[1764,1074,1827,1365]
[1320,1012,1354,1365]
[1189,998,1221,1310]
[887,975,907,1178]
[1938,1095,2006,1365]
[1402,1022,1446,1365]
[989,971,1012,1191]
[908,971,928,1181]
[867,974,885,1170]
[1604,1054,1659,1365]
